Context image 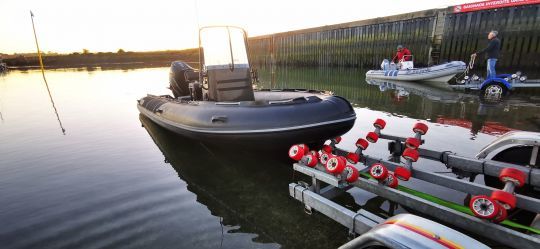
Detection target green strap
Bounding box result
[359,172,540,234]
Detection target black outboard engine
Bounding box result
[169,61,199,98]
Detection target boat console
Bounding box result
[199,26,255,102]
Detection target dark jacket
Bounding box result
[476,37,500,59]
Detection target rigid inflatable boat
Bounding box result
[138,26,355,148]
[366,59,466,83]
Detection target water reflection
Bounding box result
[0,74,4,123]
[139,114,353,249]
[365,78,540,137]
[0,72,8,124]
[257,66,540,134]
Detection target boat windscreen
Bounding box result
[200,27,249,70]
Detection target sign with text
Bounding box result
[453,0,540,13]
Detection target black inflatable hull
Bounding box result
[138,90,356,148]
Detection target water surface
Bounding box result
[1,67,539,248]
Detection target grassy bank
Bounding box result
[3,49,199,69]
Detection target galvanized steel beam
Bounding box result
[289,183,380,235]
[362,155,540,213]
[291,165,540,249]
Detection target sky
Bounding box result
[0,0,477,54]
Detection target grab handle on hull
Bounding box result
[211,115,228,123]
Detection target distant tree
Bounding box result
[117,49,125,53]
[82,49,90,54]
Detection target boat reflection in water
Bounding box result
[366,78,540,137]
[140,114,370,248]
[366,78,475,104]
[140,114,414,248]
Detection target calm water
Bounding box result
[1,67,539,249]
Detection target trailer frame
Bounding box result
[290,162,540,249]
[450,76,540,91]
[288,128,540,248]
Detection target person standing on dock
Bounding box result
[472,31,500,79]
[393,45,411,63]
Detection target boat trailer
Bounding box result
[288,120,540,249]
[451,72,540,97]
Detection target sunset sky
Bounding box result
[1,0,476,54]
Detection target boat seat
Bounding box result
[205,68,255,102]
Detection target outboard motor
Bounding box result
[380,59,397,71]
[169,61,199,98]
[381,59,390,71]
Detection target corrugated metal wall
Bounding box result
[441,4,540,68]
[249,4,540,69]
[249,17,434,68]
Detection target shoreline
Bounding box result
[1,49,199,69]
[6,61,200,70]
